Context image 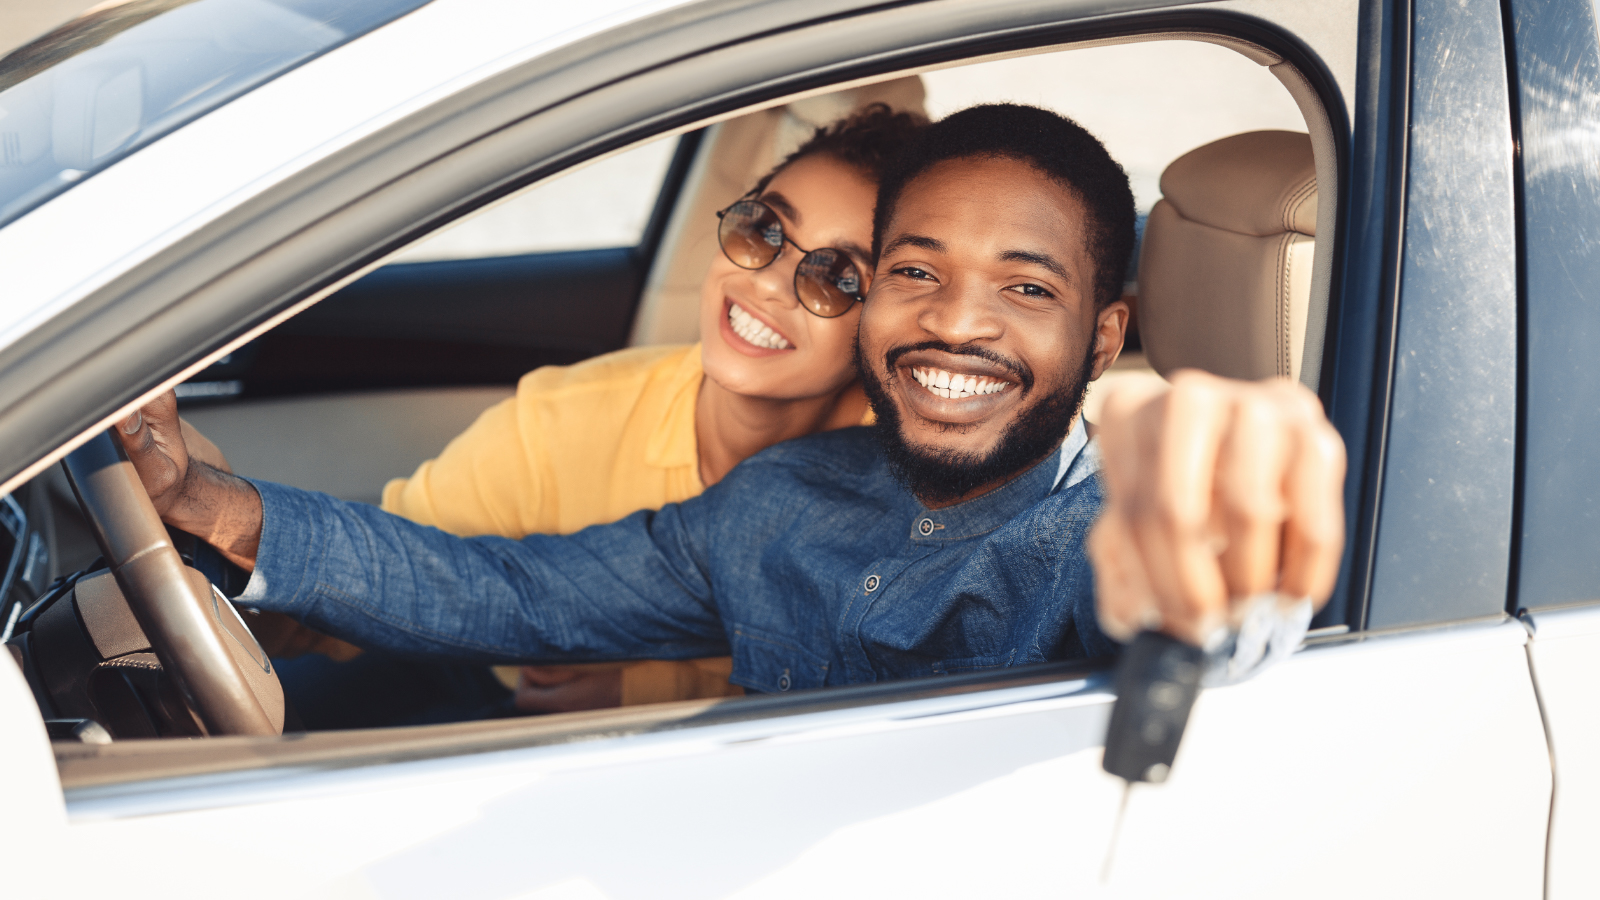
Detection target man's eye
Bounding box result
[893,266,933,280]
[1013,283,1055,298]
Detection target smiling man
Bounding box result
[119,105,1344,692]
[859,108,1133,510]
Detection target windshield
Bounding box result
[0,0,433,229]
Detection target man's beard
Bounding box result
[857,337,1097,506]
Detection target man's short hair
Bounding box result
[871,103,1137,310]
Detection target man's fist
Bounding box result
[1089,370,1347,648]
[115,391,193,518]
[115,390,264,571]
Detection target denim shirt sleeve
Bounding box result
[236,479,729,664]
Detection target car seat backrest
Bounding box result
[630,77,927,346]
[1137,130,1316,382]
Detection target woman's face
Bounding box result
[699,153,875,401]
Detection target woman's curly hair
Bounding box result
[749,102,929,195]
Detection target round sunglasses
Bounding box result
[716,198,866,318]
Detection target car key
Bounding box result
[1099,629,1206,882]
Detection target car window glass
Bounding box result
[389,136,681,263]
[0,0,433,229]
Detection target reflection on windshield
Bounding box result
[0,0,433,228]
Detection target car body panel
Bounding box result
[4,620,1548,898]
[0,644,64,856]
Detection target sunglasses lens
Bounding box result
[718,200,784,269]
[796,249,864,318]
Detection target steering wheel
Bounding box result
[64,431,281,736]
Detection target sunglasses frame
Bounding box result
[715,197,867,319]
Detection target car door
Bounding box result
[0,0,1555,897]
[1106,0,1552,893]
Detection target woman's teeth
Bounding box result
[729,303,791,350]
[911,366,1009,400]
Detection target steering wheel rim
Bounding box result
[64,430,279,736]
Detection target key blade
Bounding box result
[1100,779,1133,884]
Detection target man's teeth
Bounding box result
[910,366,1009,400]
[728,303,791,350]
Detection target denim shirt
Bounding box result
[239,421,1113,693]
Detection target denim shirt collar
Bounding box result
[905,417,1090,543]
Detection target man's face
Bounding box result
[858,155,1129,505]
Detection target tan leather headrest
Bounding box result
[1138,130,1316,381]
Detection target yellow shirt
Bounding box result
[381,344,737,705]
[383,344,706,537]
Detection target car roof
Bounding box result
[0,0,688,361]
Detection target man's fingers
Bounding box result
[1213,389,1290,602]
[1089,509,1156,643]
[1133,372,1231,643]
[1278,408,1347,606]
[1091,370,1348,649]
[112,391,188,508]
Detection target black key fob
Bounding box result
[1102,630,1205,783]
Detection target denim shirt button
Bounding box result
[918,518,935,536]
[778,669,792,691]
[864,574,880,593]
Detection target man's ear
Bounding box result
[1088,294,1133,381]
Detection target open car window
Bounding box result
[0,0,1371,812]
[389,137,683,263]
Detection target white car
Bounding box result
[1,0,1596,897]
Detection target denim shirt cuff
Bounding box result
[234,478,322,616]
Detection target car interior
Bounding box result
[1,30,1337,776]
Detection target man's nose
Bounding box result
[917,278,1005,344]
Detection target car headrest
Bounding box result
[1137,130,1317,382]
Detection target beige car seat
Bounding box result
[629,77,928,346]
[1137,130,1318,382]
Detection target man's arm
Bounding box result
[115,393,729,663]
[1088,370,1346,647]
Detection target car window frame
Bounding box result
[1346,0,1520,632]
